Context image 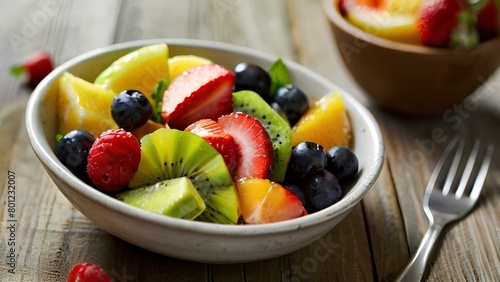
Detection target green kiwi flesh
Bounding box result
[232,90,292,182]
[117,177,206,220]
[129,128,239,224]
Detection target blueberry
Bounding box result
[233,63,272,101]
[273,84,309,126]
[111,90,152,130]
[56,130,95,178]
[326,146,359,183]
[289,142,327,179]
[303,170,342,213]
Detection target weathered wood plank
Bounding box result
[0,0,121,104]
[115,0,295,59]
[0,0,122,281]
[377,70,500,281]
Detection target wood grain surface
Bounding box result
[1,0,499,281]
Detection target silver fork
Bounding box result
[395,137,494,282]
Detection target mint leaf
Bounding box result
[56,133,64,142]
[449,10,479,50]
[268,58,290,98]
[150,77,169,123]
[10,65,25,77]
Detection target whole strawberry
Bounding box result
[417,0,467,47]
[68,262,111,282]
[87,129,141,192]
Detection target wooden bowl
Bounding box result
[323,0,500,117]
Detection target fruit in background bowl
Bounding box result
[341,0,424,44]
[341,0,500,48]
[324,0,500,116]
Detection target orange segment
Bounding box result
[291,92,352,150]
[236,177,306,224]
[57,72,118,136]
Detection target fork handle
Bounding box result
[394,223,444,282]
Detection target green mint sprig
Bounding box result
[268,58,290,98]
[150,77,170,123]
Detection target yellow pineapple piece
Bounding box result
[345,0,423,44]
[57,72,118,136]
[291,92,352,150]
[168,55,212,81]
[94,43,169,102]
[384,0,424,15]
[130,120,166,140]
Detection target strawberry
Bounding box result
[68,262,111,282]
[10,51,54,88]
[417,0,467,47]
[185,119,238,175]
[161,64,234,130]
[87,129,141,192]
[339,0,348,16]
[217,112,274,180]
[236,177,307,224]
[476,0,499,41]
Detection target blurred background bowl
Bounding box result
[25,39,384,263]
[323,0,500,117]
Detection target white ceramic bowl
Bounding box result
[26,39,384,263]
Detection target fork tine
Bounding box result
[425,136,461,197]
[455,140,481,198]
[465,143,494,201]
[442,137,465,196]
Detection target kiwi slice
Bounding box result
[232,90,292,182]
[129,128,239,224]
[117,177,206,220]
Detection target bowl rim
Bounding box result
[26,38,385,236]
[322,0,500,55]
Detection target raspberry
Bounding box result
[68,262,111,282]
[87,129,141,192]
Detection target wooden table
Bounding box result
[1,1,499,281]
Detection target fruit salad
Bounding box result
[55,43,358,225]
[340,0,499,48]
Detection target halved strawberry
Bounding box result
[161,64,234,130]
[236,177,307,224]
[11,51,54,88]
[476,0,499,41]
[185,119,238,175]
[417,0,467,47]
[217,112,274,180]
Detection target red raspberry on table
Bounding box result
[87,129,141,192]
[68,262,111,282]
[10,51,54,88]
